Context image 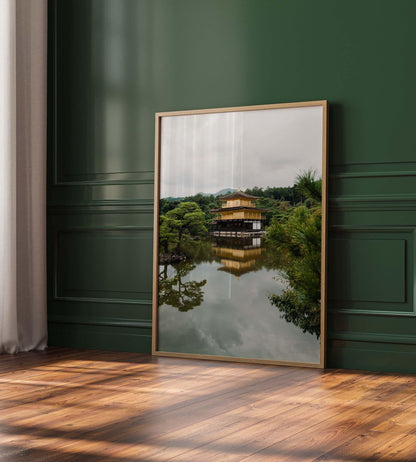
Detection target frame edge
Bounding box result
[152,100,329,368]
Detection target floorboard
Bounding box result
[0,347,416,461]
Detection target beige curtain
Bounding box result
[0,0,47,353]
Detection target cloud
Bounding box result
[160,106,323,198]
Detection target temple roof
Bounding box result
[213,248,262,261]
[210,206,268,213]
[217,266,256,277]
[218,191,259,201]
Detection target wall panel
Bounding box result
[329,230,411,310]
[48,0,416,372]
[328,164,416,372]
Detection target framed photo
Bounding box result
[153,101,328,368]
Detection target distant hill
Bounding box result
[194,188,237,197]
[165,188,237,201]
[214,188,237,197]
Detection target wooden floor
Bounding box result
[1,348,416,461]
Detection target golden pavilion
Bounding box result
[210,190,267,237]
[212,241,262,277]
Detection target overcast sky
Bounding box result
[160,105,323,198]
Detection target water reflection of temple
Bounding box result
[212,237,263,278]
[210,191,267,237]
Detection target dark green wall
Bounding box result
[48,0,416,373]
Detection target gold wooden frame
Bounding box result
[153,101,328,368]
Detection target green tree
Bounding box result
[266,171,322,338]
[160,198,180,215]
[295,169,322,204]
[179,193,222,226]
[159,215,180,254]
[160,202,208,254]
[159,261,207,312]
[244,185,305,205]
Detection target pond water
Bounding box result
[158,238,320,364]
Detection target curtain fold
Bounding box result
[0,0,47,354]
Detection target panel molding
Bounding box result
[328,226,415,316]
[330,161,416,176]
[52,171,155,187]
[329,196,416,212]
[328,331,416,346]
[53,296,152,305]
[47,183,154,206]
[48,314,152,329]
[54,226,153,303]
[332,171,416,179]
[328,308,416,317]
[48,207,153,215]
[48,201,154,215]
[329,162,416,212]
[48,200,154,206]
[330,225,415,232]
[54,225,153,231]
